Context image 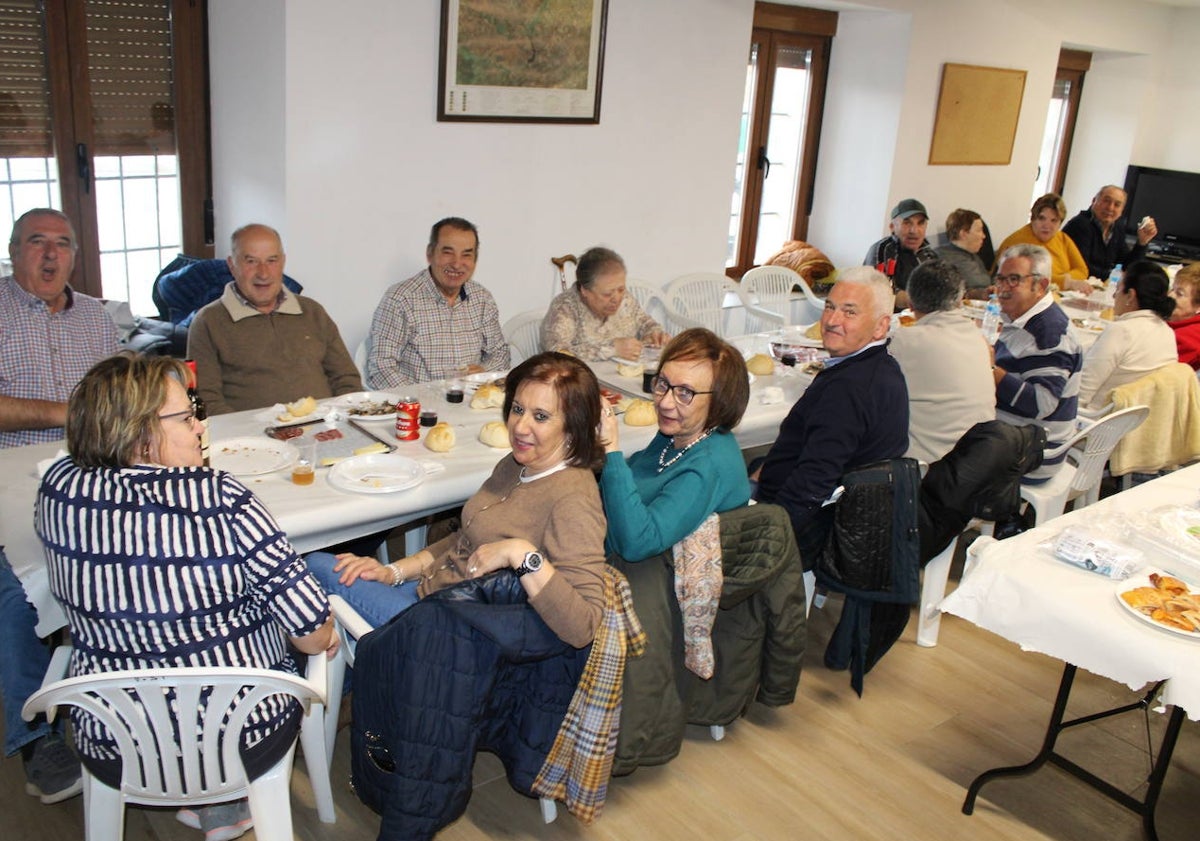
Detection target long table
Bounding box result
[1,360,806,635]
[940,462,1200,838]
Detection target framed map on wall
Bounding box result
[438,0,609,123]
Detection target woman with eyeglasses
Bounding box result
[35,352,337,841]
[540,245,669,361]
[599,328,751,561]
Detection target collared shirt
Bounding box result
[0,276,120,448]
[823,337,887,368]
[367,267,509,387]
[540,287,663,361]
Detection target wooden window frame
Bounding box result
[1048,49,1090,196]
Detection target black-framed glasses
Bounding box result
[158,409,196,425]
[650,374,713,406]
[994,273,1038,287]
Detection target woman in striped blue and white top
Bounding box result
[35,353,337,838]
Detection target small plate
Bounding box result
[327,453,425,494]
[210,437,298,476]
[257,403,327,425]
[1115,575,1200,640]
[463,371,508,395]
[331,391,401,420]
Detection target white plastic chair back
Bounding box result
[503,309,545,364]
[625,279,671,332]
[665,273,737,335]
[22,647,335,837]
[1065,404,1150,507]
[739,265,824,331]
[353,336,369,381]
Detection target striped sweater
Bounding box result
[994,297,1082,483]
[35,459,330,761]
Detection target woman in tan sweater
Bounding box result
[308,352,608,647]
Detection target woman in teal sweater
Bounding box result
[599,328,751,560]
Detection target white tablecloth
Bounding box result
[1,360,804,635]
[940,462,1200,719]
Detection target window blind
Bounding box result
[0,0,54,157]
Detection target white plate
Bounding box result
[1115,575,1200,640]
[331,391,401,420]
[612,357,643,368]
[257,404,327,425]
[773,325,824,348]
[327,453,425,495]
[463,371,508,395]
[210,437,298,476]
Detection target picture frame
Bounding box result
[437,0,608,124]
[928,63,1026,166]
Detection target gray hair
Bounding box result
[230,223,283,255]
[575,246,626,290]
[907,261,965,314]
[997,243,1052,282]
[10,208,76,249]
[833,266,895,319]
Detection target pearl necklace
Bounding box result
[657,428,714,473]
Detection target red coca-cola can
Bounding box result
[395,396,420,440]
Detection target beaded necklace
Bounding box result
[657,428,715,473]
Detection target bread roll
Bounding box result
[424,422,456,453]
[624,399,657,426]
[478,420,510,449]
[279,395,317,420]
[470,382,505,410]
[616,361,644,378]
[746,353,774,375]
[804,321,823,341]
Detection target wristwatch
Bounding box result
[515,550,544,578]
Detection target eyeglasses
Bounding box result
[650,374,713,406]
[158,409,196,425]
[994,273,1039,287]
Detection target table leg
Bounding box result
[963,662,1181,841]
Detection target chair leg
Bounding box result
[539,797,557,823]
[324,641,347,768]
[245,746,298,841]
[84,772,125,841]
[300,705,336,823]
[917,536,958,648]
[404,524,429,556]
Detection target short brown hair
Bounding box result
[66,352,192,468]
[944,208,981,242]
[1174,263,1200,308]
[1030,193,1067,223]
[655,328,749,432]
[504,351,604,471]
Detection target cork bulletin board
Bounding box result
[928,63,1027,165]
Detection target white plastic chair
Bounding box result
[353,336,369,381]
[503,309,545,364]
[664,273,738,335]
[625,279,676,333]
[917,533,993,647]
[738,265,824,332]
[327,595,560,823]
[1020,404,1151,523]
[22,646,336,841]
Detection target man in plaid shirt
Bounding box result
[367,217,509,388]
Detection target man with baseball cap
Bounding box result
[864,198,939,309]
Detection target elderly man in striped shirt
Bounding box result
[0,208,119,806]
[990,243,1083,485]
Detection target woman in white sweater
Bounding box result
[1078,261,1178,410]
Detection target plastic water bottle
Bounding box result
[980,293,1002,344]
[1105,264,1123,306]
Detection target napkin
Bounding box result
[416,460,447,476]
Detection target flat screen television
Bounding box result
[1122,165,1200,262]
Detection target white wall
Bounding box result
[209,0,1197,350]
[211,0,753,350]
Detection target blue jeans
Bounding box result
[305,551,419,630]
[0,547,55,756]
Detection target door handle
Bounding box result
[756,145,770,180]
[76,143,91,193]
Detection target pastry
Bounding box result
[1120,587,1165,611]
[1150,573,1189,595]
[424,422,456,452]
[470,382,505,410]
[478,420,510,449]
[616,361,644,378]
[746,353,775,376]
[624,399,657,426]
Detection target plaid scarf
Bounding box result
[532,566,646,824]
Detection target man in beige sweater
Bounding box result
[187,224,362,414]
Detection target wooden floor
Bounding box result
[5,594,1199,841]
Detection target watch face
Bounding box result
[517,551,543,577]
